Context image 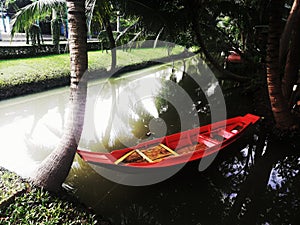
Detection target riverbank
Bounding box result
[0,47,187,100]
[0,167,111,224]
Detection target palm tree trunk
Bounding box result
[51,9,60,53]
[103,14,117,71]
[282,0,300,104]
[31,0,87,192]
[279,0,300,64]
[1,1,6,33]
[266,0,295,129]
[283,27,300,105]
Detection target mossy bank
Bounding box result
[0,167,111,225]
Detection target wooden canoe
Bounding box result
[77,114,260,171]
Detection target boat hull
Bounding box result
[77,114,260,173]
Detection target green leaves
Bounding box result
[10,0,66,37]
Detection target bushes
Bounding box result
[0,42,101,59]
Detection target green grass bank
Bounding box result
[0,47,185,100]
[0,167,110,224]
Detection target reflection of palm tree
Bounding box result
[95,80,142,149]
[24,135,57,163]
[22,94,66,162]
[24,93,66,137]
[94,76,161,150]
[101,81,119,149]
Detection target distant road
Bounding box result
[0,32,98,46]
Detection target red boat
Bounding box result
[226,51,242,63]
[77,114,260,171]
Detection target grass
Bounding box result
[1,187,109,224]
[0,47,184,89]
[0,168,27,205]
[0,167,110,225]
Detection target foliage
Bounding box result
[120,204,162,225]
[86,0,112,29]
[217,16,241,46]
[10,0,66,37]
[118,0,272,78]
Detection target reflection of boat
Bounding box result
[77,114,260,170]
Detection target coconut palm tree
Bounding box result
[10,0,66,46]
[32,0,87,192]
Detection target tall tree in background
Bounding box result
[32,0,87,192]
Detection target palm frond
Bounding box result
[86,0,112,24]
[10,0,66,37]
[85,0,97,20]
[115,19,139,43]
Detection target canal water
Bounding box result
[0,56,253,224]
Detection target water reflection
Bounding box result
[0,57,216,175]
[67,156,226,225]
[91,75,164,150]
[0,89,69,175]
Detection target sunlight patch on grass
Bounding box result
[0,47,184,88]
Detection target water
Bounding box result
[0,87,69,175]
[0,57,253,224]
